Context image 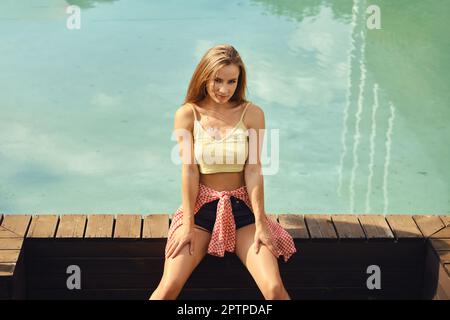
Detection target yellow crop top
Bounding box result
[189,102,250,174]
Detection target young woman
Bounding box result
[149,44,296,300]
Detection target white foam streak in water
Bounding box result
[365,83,379,213]
[349,26,367,214]
[337,0,359,198]
[383,102,396,215]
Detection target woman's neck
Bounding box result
[201,96,238,111]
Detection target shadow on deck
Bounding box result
[0,213,449,300]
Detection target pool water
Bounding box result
[1,0,449,215]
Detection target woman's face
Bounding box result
[206,64,240,104]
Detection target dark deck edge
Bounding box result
[1,214,449,300]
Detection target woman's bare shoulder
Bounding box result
[246,102,264,114]
[244,102,265,128]
[174,103,195,129]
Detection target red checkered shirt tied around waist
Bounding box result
[166,183,297,262]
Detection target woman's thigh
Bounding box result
[234,224,284,290]
[160,225,212,285]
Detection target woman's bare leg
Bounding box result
[235,223,290,300]
[149,226,212,300]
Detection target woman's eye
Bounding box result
[214,79,236,84]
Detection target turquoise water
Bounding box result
[1,0,449,215]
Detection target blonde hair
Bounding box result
[184,44,248,105]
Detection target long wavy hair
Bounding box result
[183,44,248,105]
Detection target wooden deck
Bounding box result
[0,213,449,300]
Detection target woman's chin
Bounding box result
[215,96,230,103]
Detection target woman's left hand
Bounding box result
[254,222,279,258]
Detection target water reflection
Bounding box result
[258,0,406,214]
[253,0,354,23]
[66,0,118,9]
[260,0,449,214]
[335,0,397,215]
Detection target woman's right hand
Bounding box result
[166,225,196,259]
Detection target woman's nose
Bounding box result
[218,87,227,94]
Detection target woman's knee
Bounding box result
[153,278,185,300]
[262,281,288,300]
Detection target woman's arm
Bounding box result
[244,104,278,257]
[244,104,266,226]
[167,105,199,257]
[174,104,199,227]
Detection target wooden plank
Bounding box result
[27,215,59,238]
[10,252,26,299]
[32,289,155,300]
[331,215,366,239]
[0,238,23,250]
[27,266,423,289]
[431,226,450,239]
[0,226,21,239]
[114,215,142,239]
[358,215,394,239]
[142,215,169,238]
[430,239,450,251]
[26,269,420,291]
[85,215,114,238]
[304,215,337,239]
[27,257,164,275]
[437,251,450,264]
[423,241,441,299]
[56,215,86,238]
[27,270,420,290]
[28,274,160,290]
[281,241,424,266]
[24,238,424,266]
[280,269,421,288]
[0,250,21,263]
[26,287,420,300]
[0,263,15,276]
[436,283,450,300]
[413,215,445,238]
[278,214,309,239]
[436,262,450,299]
[445,264,450,278]
[27,289,155,300]
[26,241,166,258]
[440,215,450,226]
[0,215,31,237]
[385,215,423,239]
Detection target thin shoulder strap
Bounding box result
[240,102,251,121]
[188,103,198,121]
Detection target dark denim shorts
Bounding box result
[194,196,255,233]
